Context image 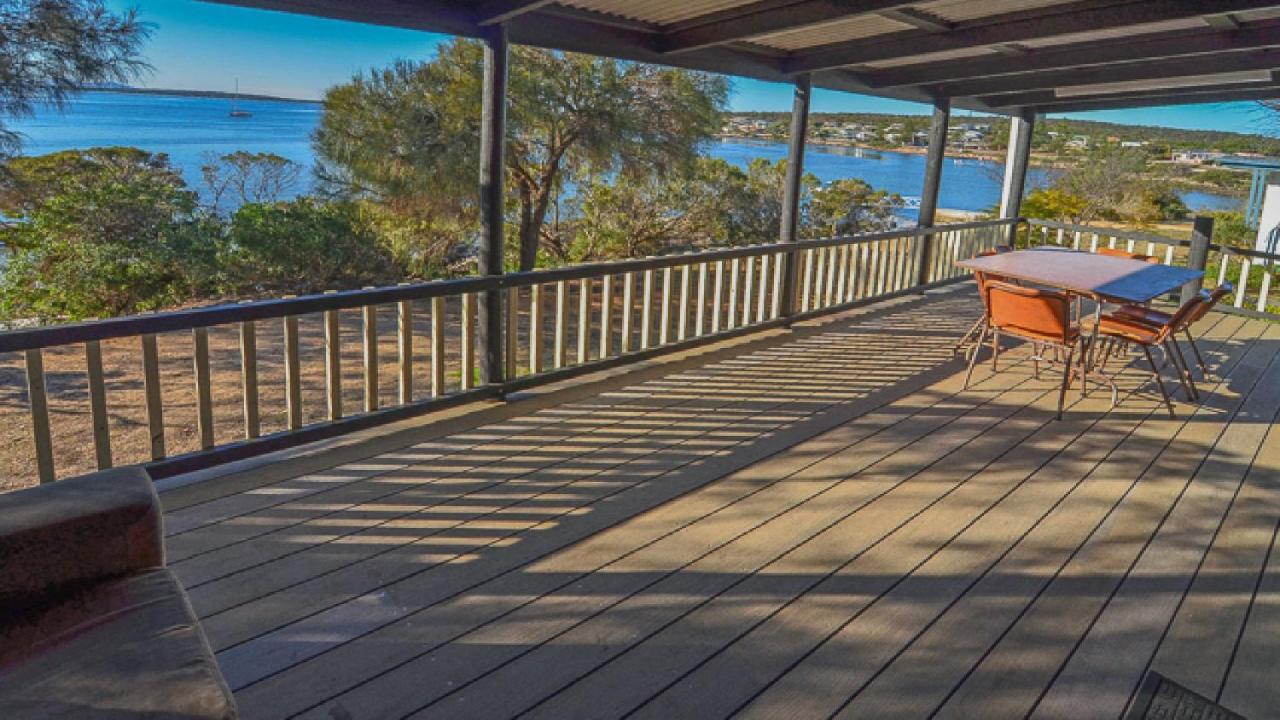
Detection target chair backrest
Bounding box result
[1161,295,1206,338]
[985,280,1073,344]
[1185,282,1233,325]
[1096,247,1135,259]
[972,248,1010,304]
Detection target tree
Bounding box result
[810,178,904,235]
[200,151,302,210]
[0,0,148,160]
[314,39,729,271]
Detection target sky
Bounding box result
[106,0,1275,136]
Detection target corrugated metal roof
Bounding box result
[556,0,755,27]
[919,0,1080,23]
[862,46,999,70]
[749,13,912,51]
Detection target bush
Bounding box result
[220,198,399,294]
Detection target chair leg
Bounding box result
[964,325,988,390]
[991,329,1000,372]
[1032,343,1041,380]
[1169,339,1199,401]
[1162,340,1194,401]
[1096,337,1114,376]
[954,314,986,356]
[1058,344,1075,420]
[1184,327,1208,375]
[1141,345,1176,418]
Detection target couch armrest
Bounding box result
[0,467,163,600]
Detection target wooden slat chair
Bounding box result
[964,280,1082,420]
[1097,247,1160,263]
[954,245,1014,357]
[1082,294,1207,417]
[1112,283,1233,378]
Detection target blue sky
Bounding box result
[108,0,1276,136]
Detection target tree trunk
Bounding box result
[518,183,537,271]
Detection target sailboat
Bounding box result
[229,79,252,118]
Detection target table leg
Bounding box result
[1082,299,1102,400]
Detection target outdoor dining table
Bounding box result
[955,247,1204,401]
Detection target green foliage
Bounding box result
[1021,146,1188,225]
[0,0,149,159]
[810,177,904,236]
[1205,210,1253,249]
[200,151,302,210]
[0,147,203,320]
[220,198,399,295]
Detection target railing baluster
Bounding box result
[801,249,815,312]
[599,276,613,359]
[695,262,709,336]
[678,263,692,341]
[742,255,756,326]
[712,260,725,332]
[577,277,591,364]
[772,251,784,319]
[433,295,447,393]
[85,340,112,469]
[620,273,634,353]
[758,253,771,320]
[1126,238,1135,253]
[1258,268,1272,312]
[824,247,838,305]
[1073,230,1082,250]
[812,248,827,310]
[193,327,215,447]
[283,315,302,430]
[506,288,518,380]
[25,349,55,484]
[834,245,848,302]
[1165,244,1174,266]
[554,281,569,367]
[1090,233,1099,252]
[240,321,260,437]
[1056,228,1065,246]
[1219,254,1230,286]
[1235,260,1250,308]
[462,292,476,387]
[659,267,673,345]
[140,334,165,460]
[363,304,379,412]
[640,269,654,349]
[728,257,742,328]
[398,299,413,404]
[323,309,341,421]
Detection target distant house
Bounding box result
[1119,141,1145,148]
[1066,135,1090,149]
[1173,150,1224,164]
[912,131,930,147]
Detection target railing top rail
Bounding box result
[0,219,1015,354]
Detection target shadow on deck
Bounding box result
[158,285,1280,720]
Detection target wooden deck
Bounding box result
[158,285,1280,720]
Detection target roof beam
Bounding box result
[866,20,1280,88]
[948,48,1280,98]
[475,0,556,25]
[877,7,952,33]
[660,0,917,54]
[983,71,1280,108]
[786,0,1280,74]
[1035,85,1280,112]
[195,0,477,35]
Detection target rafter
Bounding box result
[865,20,1280,88]
[1035,85,1280,113]
[946,48,1280,99]
[982,71,1280,108]
[474,0,556,25]
[785,0,1280,74]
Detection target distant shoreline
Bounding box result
[80,86,319,105]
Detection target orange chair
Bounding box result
[954,246,1014,356]
[1083,295,1207,417]
[964,280,1082,419]
[1112,283,1232,377]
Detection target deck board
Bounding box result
[155,288,1280,720]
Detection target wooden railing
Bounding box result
[2,219,1013,484]
[1024,219,1280,318]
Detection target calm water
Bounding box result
[11,91,1241,216]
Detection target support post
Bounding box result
[1000,110,1035,244]
[914,97,950,286]
[478,24,508,386]
[779,73,811,320]
[1183,215,1213,304]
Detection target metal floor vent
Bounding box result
[1126,671,1248,720]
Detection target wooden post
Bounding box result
[25,349,55,484]
[283,315,302,430]
[1183,215,1213,304]
[779,74,811,321]
[85,341,112,469]
[1000,110,1035,244]
[192,327,215,448]
[363,304,379,412]
[477,24,508,386]
[140,334,165,460]
[323,308,342,420]
[915,97,950,286]
[240,321,260,437]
